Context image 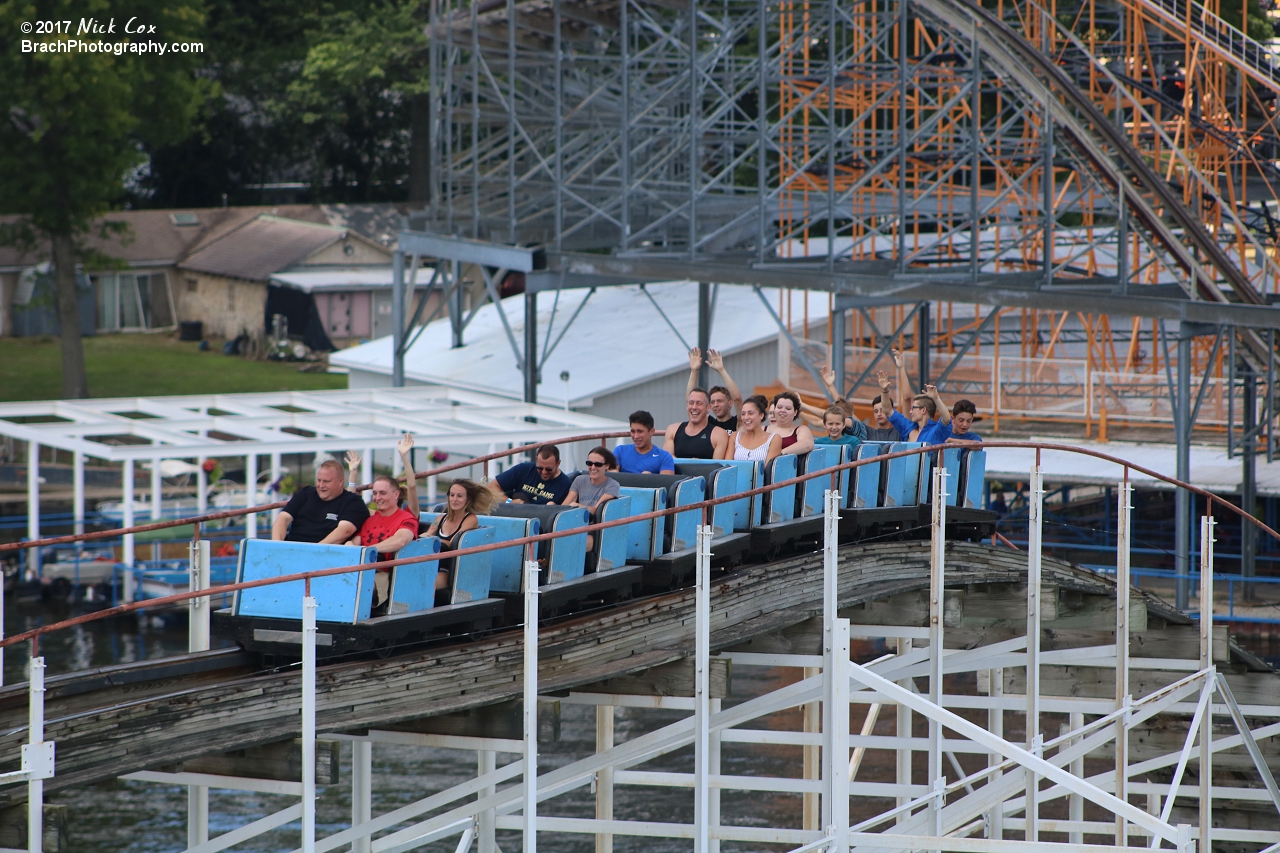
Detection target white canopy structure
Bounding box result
[1,386,625,574]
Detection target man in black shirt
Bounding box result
[272,459,370,543]
[686,347,743,432]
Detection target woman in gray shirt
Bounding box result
[566,446,621,511]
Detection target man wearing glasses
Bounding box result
[487,444,573,505]
[878,353,949,444]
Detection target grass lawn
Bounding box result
[0,333,347,402]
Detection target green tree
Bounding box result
[285,1,429,202]
[0,0,210,396]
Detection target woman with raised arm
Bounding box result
[767,391,815,456]
[716,394,781,464]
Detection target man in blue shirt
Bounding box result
[615,410,676,474]
[877,370,945,443]
[924,390,983,443]
[487,444,573,504]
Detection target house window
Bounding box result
[89,271,178,331]
[186,277,198,294]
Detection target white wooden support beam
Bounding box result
[26,442,38,578]
[301,596,316,853]
[694,523,712,853]
[26,657,48,853]
[122,460,135,599]
[929,462,949,834]
[188,538,211,848]
[245,453,257,540]
[595,707,613,853]
[1115,478,1132,847]
[1199,514,1215,853]
[352,740,372,853]
[1026,461,1044,842]
[523,557,539,853]
[72,451,84,537]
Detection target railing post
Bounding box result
[302,595,317,853]
[188,539,211,848]
[1199,515,1216,853]
[594,706,614,853]
[821,487,840,837]
[1116,476,1133,846]
[352,740,372,853]
[694,522,712,853]
[523,555,539,853]
[478,749,497,853]
[26,656,45,853]
[1026,459,1044,842]
[827,617,851,853]
[928,463,948,834]
[122,460,135,601]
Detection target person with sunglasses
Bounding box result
[487,444,573,505]
[565,447,620,512]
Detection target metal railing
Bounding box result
[0,437,1275,853]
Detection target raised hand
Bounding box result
[705,348,724,371]
[876,370,891,390]
[924,384,939,397]
[890,348,903,369]
[688,347,703,370]
[397,433,414,456]
[820,364,836,386]
[344,450,361,473]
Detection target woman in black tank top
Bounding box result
[673,421,718,459]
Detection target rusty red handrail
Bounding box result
[0,439,1273,654]
[0,431,631,553]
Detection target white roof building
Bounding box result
[331,281,830,427]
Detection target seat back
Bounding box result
[610,473,704,552]
[942,448,964,507]
[796,445,844,517]
[760,455,798,523]
[234,540,378,623]
[617,486,666,561]
[883,443,923,507]
[594,495,633,571]
[449,527,496,603]
[390,537,443,614]
[961,449,987,508]
[850,444,884,508]
[673,461,738,536]
[917,449,934,505]
[668,478,706,550]
[472,514,541,594]
[491,504,590,586]
[714,459,762,530]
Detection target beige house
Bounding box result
[178,215,393,341]
[0,204,406,344]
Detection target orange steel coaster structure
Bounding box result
[417,0,1280,430]
[394,0,1280,603]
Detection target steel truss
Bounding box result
[50,457,1272,853]
[412,0,1280,444]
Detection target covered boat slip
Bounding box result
[0,386,626,592]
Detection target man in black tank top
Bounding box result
[664,388,729,460]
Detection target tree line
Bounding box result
[0,0,430,397]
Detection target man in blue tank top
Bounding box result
[663,388,729,460]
